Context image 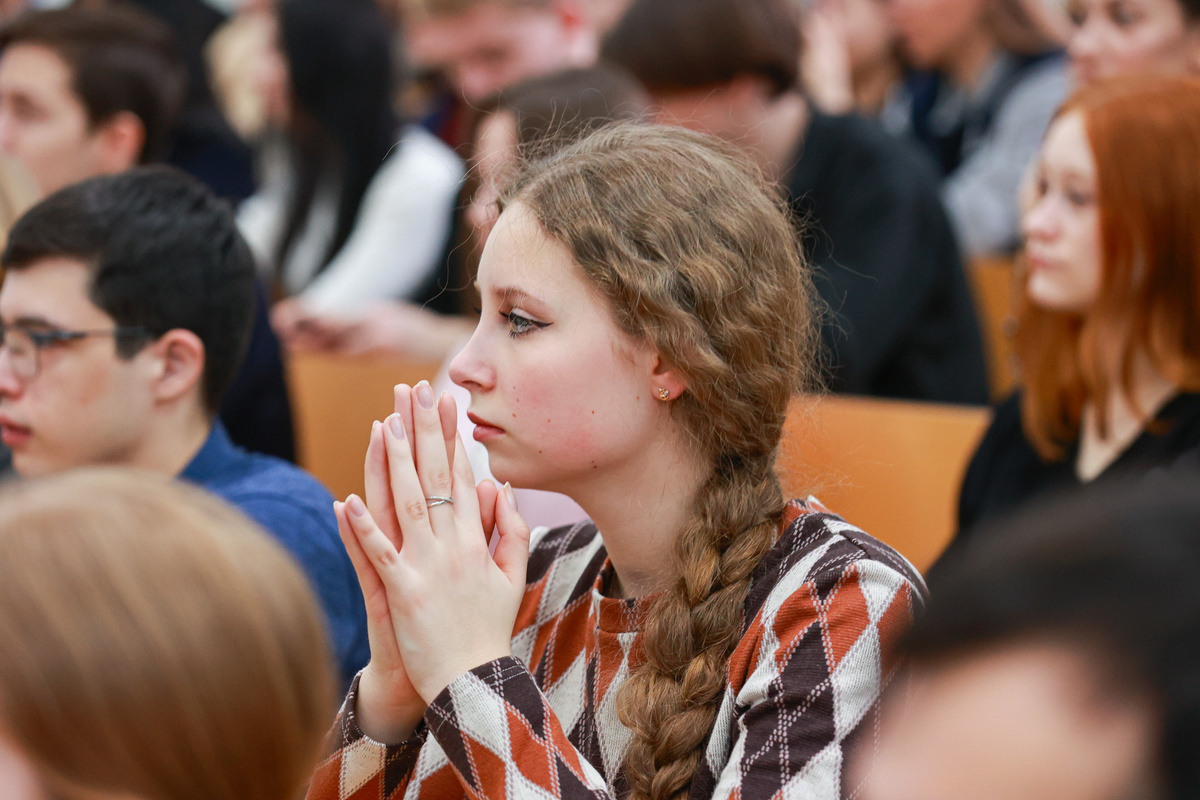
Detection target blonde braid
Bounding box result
[507,123,819,800]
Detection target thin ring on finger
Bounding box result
[425,495,453,508]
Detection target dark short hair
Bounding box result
[1,166,255,415]
[0,6,186,163]
[913,476,1200,800]
[479,66,652,160]
[601,0,799,98]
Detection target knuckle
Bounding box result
[427,468,453,492]
[402,498,428,522]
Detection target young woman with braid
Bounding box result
[307,124,924,800]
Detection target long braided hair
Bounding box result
[505,123,820,800]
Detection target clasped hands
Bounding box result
[334,381,530,744]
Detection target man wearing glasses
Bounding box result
[0,166,368,689]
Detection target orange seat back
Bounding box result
[778,395,991,573]
[967,257,1021,401]
[286,351,441,500]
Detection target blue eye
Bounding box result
[499,310,549,338]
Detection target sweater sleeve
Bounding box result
[306,672,429,800]
[706,558,919,800]
[424,657,611,800]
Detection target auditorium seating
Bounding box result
[968,256,1020,401]
[777,395,991,572]
[286,351,441,499]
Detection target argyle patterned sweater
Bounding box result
[308,499,924,800]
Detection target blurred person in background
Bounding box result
[862,477,1200,800]
[956,76,1200,538]
[605,0,988,403]
[401,0,602,148]
[239,0,463,348]
[0,6,185,197]
[0,166,369,684]
[115,0,259,202]
[0,469,336,800]
[884,0,1070,256]
[406,0,598,105]
[1067,0,1200,83]
[801,0,905,115]
[0,4,295,461]
[284,66,650,366]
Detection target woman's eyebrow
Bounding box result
[482,284,546,307]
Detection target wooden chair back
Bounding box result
[286,351,441,500]
[777,395,991,573]
[967,257,1021,400]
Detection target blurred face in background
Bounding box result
[0,43,114,195]
[859,642,1160,800]
[1022,111,1103,313]
[408,1,594,103]
[1068,0,1200,84]
[839,0,899,76]
[885,0,990,69]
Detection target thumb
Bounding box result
[492,482,530,585]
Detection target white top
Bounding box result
[238,126,465,313]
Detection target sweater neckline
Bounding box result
[592,559,657,635]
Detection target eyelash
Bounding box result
[499,310,550,338]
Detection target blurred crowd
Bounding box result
[0,0,1200,799]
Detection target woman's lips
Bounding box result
[467,412,505,442]
[1025,253,1057,272]
[0,421,31,448]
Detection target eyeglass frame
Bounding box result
[0,323,154,381]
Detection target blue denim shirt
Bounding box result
[181,423,369,687]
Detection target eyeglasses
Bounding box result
[0,323,152,381]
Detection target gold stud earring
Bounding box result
[658,388,671,401]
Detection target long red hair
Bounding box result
[1018,75,1200,459]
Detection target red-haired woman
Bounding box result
[957,76,1200,537]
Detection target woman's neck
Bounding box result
[1076,354,1178,482]
[561,429,709,599]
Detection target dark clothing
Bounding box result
[180,422,369,687]
[167,108,257,204]
[218,281,296,462]
[784,112,988,403]
[956,392,1200,540]
[131,0,257,204]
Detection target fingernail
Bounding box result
[389,414,406,440]
[347,495,367,517]
[416,381,434,408]
[503,481,517,509]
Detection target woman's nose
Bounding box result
[448,322,493,392]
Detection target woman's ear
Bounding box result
[147,329,206,407]
[650,355,687,401]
